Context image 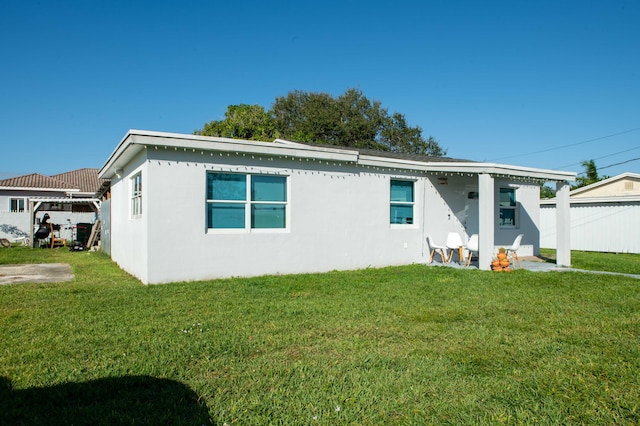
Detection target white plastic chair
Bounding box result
[506,234,524,268]
[464,234,479,267]
[445,232,464,263]
[426,235,447,264]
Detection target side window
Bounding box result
[207,173,247,229]
[390,180,414,224]
[207,172,287,230]
[9,198,26,212]
[499,187,517,227]
[251,175,287,228]
[131,172,142,218]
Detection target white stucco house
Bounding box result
[541,172,640,253]
[98,130,576,284]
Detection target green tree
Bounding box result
[196,104,277,141]
[573,159,606,189]
[539,184,556,199]
[197,89,446,156]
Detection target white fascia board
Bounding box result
[541,195,640,205]
[99,130,139,179]
[29,197,102,203]
[99,130,359,178]
[357,156,577,181]
[481,163,577,181]
[99,130,577,182]
[139,136,358,162]
[0,186,80,193]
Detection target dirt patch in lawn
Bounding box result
[0,263,74,285]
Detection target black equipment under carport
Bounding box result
[69,222,93,251]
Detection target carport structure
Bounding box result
[29,197,101,248]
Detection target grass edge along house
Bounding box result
[98,130,575,284]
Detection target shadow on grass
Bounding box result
[0,375,212,425]
[537,250,557,264]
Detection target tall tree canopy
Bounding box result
[196,104,276,141]
[195,89,446,156]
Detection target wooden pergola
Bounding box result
[28,197,101,248]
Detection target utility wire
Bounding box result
[575,157,640,176]
[555,145,640,169]
[598,157,640,170]
[488,127,640,162]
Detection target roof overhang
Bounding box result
[541,195,640,205]
[0,186,80,193]
[29,197,102,203]
[99,129,576,182]
[99,130,360,179]
[357,155,576,181]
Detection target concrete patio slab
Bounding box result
[0,263,74,285]
[427,256,640,279]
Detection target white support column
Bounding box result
[29,200,35,248]
[555,181,571,267]
[478,173,495,270]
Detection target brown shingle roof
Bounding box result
[0,168,106,193]
[0,173,75,190]
[51,168,106,193]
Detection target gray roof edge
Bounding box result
[99,130,576,182]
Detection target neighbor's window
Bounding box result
[131,172,142,217]
[9,198,26,212]
[390,179,414,224]
[207,172,287,229]
[499,187,517,227]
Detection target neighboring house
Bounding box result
[98,130,576,284]
[0,168,104,243]
[541,172,640,253]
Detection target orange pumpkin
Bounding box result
[497,253,507,260]
[500,259,510,268]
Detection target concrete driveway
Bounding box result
[0,263,74,285]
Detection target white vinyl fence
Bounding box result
[540,200,640,253]
[0,211,97,242]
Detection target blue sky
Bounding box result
[1,0,639,180]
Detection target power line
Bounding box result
[599,157,640,170]
[488,127,640,162]
[575,157,640,176]
[555,145,640,169]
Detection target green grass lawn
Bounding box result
[1,247,639,424]
[540,248,640,275]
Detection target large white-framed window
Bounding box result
[390,179,415,225]
[9,198,26,212]
[499,187,517,227]
[131,172,142,218]
[206,172,287,230]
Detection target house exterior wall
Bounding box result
[141,149,431,283]
[540,201,640,253]
[108,147,541,284]
[109,151,149,283]
[495,179,541,256]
